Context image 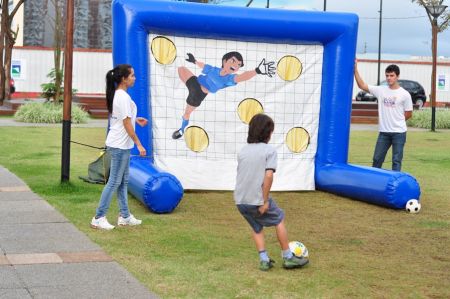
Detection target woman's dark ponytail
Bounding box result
[105,70,115,113]
[105,64,132,113]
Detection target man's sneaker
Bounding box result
[172,129,183,139]
[118,214,142,226]
[259,258,275,271]
[90,216,115,230]
[283,256,309,269]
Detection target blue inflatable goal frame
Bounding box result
[112,0,420,212]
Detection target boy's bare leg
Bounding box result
[275,219,290,251]
[276,219,309,268]
[252,230,265,252]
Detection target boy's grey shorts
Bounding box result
[236,198,285,233]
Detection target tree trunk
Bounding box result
[53,0,64,103]
[0,2,8,104]
[0,0,27,104]
[4,30,16,100]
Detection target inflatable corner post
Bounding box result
[112,0,420,212]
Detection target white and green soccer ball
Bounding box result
[405,199,421,214]
[289,241,309,258]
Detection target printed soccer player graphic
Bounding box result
[172,52,276,139]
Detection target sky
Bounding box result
[214,0,450,58]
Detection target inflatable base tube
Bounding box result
[128,157,184,213]
[316,163,421,209]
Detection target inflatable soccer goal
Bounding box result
[111,0,420,213]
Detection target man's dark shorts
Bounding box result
[236,198,285,233]
[186,76,208,107]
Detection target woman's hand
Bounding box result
[258,202,269,215]
[137,144,146,157]
[136,117,148,127]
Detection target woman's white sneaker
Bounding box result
[90,216,115,230]
[118,214,142,226]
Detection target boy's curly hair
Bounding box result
[247,114,274,144]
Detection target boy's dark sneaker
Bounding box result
[259,258,275,271]
[282,256,309,269]
[172,129,183,139]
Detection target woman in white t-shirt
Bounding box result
[91,64,148,230]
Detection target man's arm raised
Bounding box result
[354,60,369,92]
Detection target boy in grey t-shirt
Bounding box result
[234,114,309,271]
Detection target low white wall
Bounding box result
[354,59,450,103]
[11,47,450,102]
[11,46,112,95]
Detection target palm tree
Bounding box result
[246,0,270,8]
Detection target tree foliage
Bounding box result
[412,0,450,32]
[246,0,270,8]
[40,68,77,102]
[45,0,65,104]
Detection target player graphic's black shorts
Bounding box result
[186,76,208,107]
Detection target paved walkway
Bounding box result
[0,166,158,299]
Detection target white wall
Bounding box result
[11,47,112,95]
[11,47,450,103]
[354,59,450,103]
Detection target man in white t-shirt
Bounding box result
[354,62,413,171]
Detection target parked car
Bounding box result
[10,79,15,94]
[355,79,426,108]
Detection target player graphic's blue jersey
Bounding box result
[198,64,237,93]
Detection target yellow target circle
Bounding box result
[184,126,209,153]
[277,55,303,81]
[286,127,310,153]
[151,36,177,65]
[237,98,264,124]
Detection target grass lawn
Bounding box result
[0,126,449,298]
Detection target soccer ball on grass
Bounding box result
[289,241,309,258]
[405,199,421,213]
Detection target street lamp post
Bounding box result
[425,3,447,132]
[430,18,438,131]
[377,0,383,85]
[61,0,75,182]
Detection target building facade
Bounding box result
[22,0,111,49]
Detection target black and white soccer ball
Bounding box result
[405,199,421,214]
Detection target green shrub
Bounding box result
[407,108,450,129]
[41,68,77,103]
[14,102,89,124]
